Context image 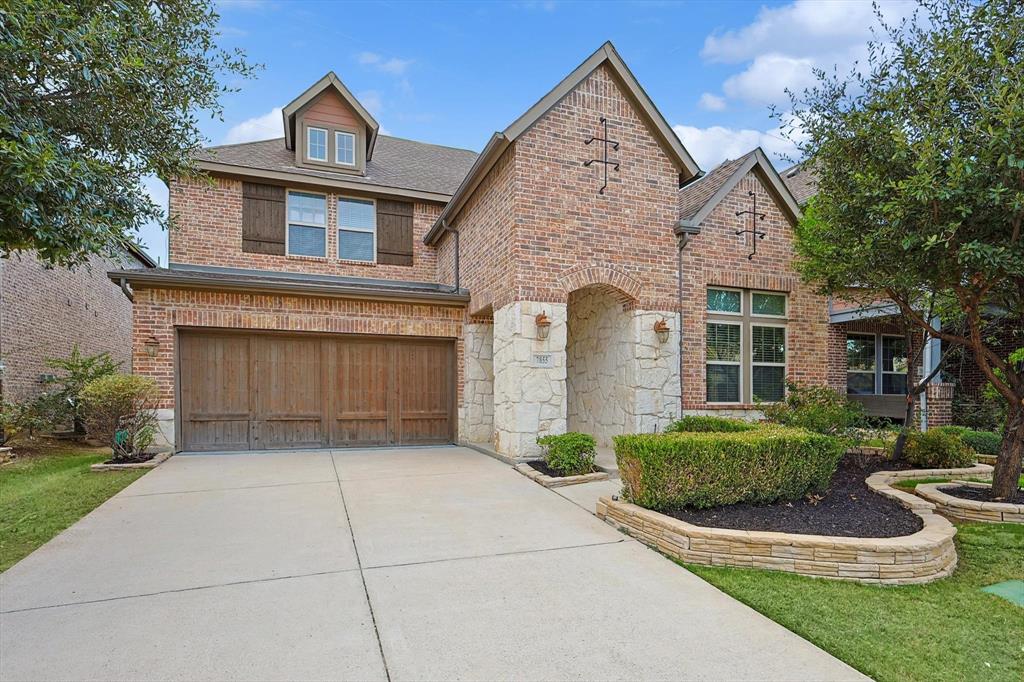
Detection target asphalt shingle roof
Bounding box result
[677,153,753,221]
[781,162,818,205]
[195,135,479,197]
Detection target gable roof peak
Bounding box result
[281,71,380,159]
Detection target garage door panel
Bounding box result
[180,334,252,451]
[253,336,324,449]
[179,331,453,451]
[398,342,453,444]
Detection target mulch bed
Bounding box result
[663,455,923,538]
[942,484,1024,505]
[527,460,595,478]
[102,453,157,466]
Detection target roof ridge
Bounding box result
[202,137,284,151]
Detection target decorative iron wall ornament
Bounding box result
[734,190,767,260]
[583,116,619,195]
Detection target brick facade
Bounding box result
[168,176,444,283]
[1,251,139,402]
[679,173,829,411]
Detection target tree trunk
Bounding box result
[991,406,1023,501]
[892,394,917,460]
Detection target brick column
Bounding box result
[926,382,955,428]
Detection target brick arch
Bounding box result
[558,264,642,303]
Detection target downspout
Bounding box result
[118,277,134,302]
[674,221,701,416]
[442,219,460,293]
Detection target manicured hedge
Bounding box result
[614,427,844,510]
[664,415,758,433]
[934,426,1002,456]
[903,429,975,468]
[537,432,596,476]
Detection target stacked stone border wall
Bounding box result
[515,463,609,488]
[91,451,173,472]
[597,464,992,585]
[914,482,1024,524]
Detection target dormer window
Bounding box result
[307,127,328,162]
[336,131,356,166]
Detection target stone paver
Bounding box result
[0,447,865,681]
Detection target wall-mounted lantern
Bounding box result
[535,312,552,341]
[143,336,160,358]
[654,318,670,344]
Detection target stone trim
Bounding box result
[515,462,610,488]
[596,465,998,585]
[914,482,1024,524]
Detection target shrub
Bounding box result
[902,429,975,469]
[934,426,1001,457]
[761,382,865,436]
[665,415,758,433]
[0,398,49,446]
[537,432,596,476]
[42,346,121,432]
[614,427,844,510]
[81,373,158,460]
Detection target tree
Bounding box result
[784,0,1024,499]
[0,0,257,267]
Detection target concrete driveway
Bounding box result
[0,446,864,681]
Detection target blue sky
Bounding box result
[139,0,912,262]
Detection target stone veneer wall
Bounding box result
[493,301,567,459]
[567,287,632,445]
[461,321,494,444]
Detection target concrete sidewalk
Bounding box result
[0,447,865,681]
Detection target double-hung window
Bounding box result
[286,191,327,257]
[335,131,356,166]
[337,197,376,262]
[847,333,908,395]
[706,288,787,404]
[307,127,327,162]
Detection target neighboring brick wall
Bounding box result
[0,251,137,402]
[947,322,1020,399]
[680,173,829,410]
[130,286,464,409]
[168,176,444,283]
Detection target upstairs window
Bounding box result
[336,131,356,166]
[286,191,326,257]
[307,127,327,162]
[338,197,376,262]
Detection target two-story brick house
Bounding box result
[112,42,832,458]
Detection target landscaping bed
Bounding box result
[665,455,922,538]
[942,483,1023,504]
[515,460,608,488]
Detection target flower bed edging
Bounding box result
[597,495,957,584]
[515,462,609,488]
[914,482,1024,524]
[90,450,172,472]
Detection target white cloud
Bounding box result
[701,0,911,64]
[721,53,819,107]
[356,90,383,117]
[697,93,727,112]
[672,123,800,170]
[357,52,413,76]
[223,107,282,144]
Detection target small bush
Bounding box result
[665,415,758,433]
[537,432,596,476]
[935,426,1002,456]
[614,427,844,510]
[902,429,975,469]
[81,373,158,460]
[761,382,866,436]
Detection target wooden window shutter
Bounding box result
[375,199,414,266]
[242,182,286,255]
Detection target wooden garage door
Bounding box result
[179,331,454,451]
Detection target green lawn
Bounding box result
[686,522,1024,682]
[0,446,147,572]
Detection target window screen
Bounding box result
[287,191,326,257]
[338,197,375,262]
